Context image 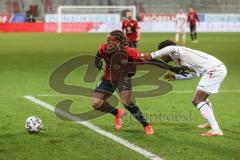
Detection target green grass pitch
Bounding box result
[0,32,240,160]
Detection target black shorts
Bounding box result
[127,41,137,48]
[190,24,196,33]
[95,78,132,95]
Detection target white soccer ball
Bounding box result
[25,116,43,133]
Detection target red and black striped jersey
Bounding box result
[97,43,141,80]
[122,19,140,41]
[187,11,199,25]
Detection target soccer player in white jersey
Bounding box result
[144,40,227,136]
[175,10,187,46]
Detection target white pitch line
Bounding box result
[172,89,240,93]
[24,95,162,160]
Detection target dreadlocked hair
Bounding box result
[109,30,127,48]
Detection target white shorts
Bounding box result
[176,26,186,34]
[197,64,227,94]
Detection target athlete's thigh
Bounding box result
[118,79,133,104]
[93,90,108,101]
[119,90,134,105]
[193,90,209,103]
[94,79,116,100]
[181,27,186,35]
[192,25,196,32]
[176,27,181,33]
[190,24,195,32]
[197,68,226,94]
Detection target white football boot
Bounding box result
[198,123,211,129]
[201,129,223,137]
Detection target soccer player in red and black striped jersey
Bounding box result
[93,30,189,135]
[93,30,154,135]
[122,10,140,48]
[187,7,200,43]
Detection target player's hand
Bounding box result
[164,73,176,81]
[169,66,190,76]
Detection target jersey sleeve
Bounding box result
[151,46,178,58]
[195,12,200,22]
[134,20,140,29]
[122,20,125,30]
[187,13,190,22]
[97,44,106,58]
[175,14,179,22]
[127,48,141,61]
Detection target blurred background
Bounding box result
[1,0,240,17]
[0,0,240,32]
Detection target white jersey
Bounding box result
[175,13,187,28]
[151,46,223,76]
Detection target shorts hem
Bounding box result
[196,88,218,95]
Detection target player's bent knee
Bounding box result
[121,101,129,107]
[192,99,197,106]
[121,100,133,108]
[92,98,104,109]
[192,98,201,106]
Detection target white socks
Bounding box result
[175,33,179,43]
[182,33,186,45]
[205,99,212,110]
[197,101,220,131]
[175,33,186,45]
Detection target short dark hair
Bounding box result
[158,40,176,50]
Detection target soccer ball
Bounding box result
[25,116,43,133]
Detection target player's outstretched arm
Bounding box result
[141,53,190,76]
[146,59,189,76]
[136,29,141,41]
[164,72,197,81]
[146,58,173,70]
[95,52,103,70]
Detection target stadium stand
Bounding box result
[0,0,240,19]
